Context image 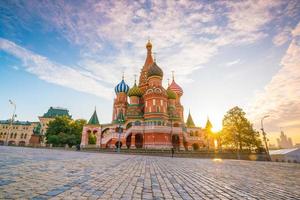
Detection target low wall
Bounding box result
[81,148,268,161]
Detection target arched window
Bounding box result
[24,134,27,139]
[14,133,17,139]
[190,131,194,136]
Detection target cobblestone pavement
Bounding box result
[0,147,300,200]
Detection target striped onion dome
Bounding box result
[166,89,177,99]
[115,79,129,94]
[168,79,183,96]
[147,62,163,78]
[128,82,143,97]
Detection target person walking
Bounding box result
[171,148,174,158]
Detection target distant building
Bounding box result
[37,107,71,145]
[295,143,300,148]
[277,131,293,149]
[0,106,71,147]
[0,120,37,146]
[269,148,300,163]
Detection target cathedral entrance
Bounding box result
[126,134,132,149]
[135,134,143,149]
[172,134,180,150]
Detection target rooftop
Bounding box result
[0,120,32,126]
[269,148,300,155]
[42,106,71,118]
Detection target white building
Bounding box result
[269,148,300,163]
[277,131,293,149]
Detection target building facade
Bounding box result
[0,107,71,146]
[277,130,293,149]
[0,120,36,146]
[81,41,209,150]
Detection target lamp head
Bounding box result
[263,115,270,119]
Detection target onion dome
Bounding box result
[128,82,143,97]
[147,62,163,78]
[115,78,129,94]
[168,73,183,96]
[166,89,177,99]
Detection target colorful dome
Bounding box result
[168,79,183,96]
[128,83,143,97]
[166,89,177,99]
[147,62,163,78]
[115,79,129,94]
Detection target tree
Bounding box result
[221,106,262,151]
[45,116,86,147]
[204,119,213,151]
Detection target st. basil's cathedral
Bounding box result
[81,41,213,150]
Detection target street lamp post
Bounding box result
[261,115,271,161]
[170,115,173,150]
[117,121,123,153]
[234,131,240,160]
[5,100,16,146]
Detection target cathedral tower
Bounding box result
[112,76,129,123]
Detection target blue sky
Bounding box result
[1,0,300,144]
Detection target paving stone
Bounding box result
[1,146,300,200]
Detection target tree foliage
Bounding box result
[46,116,86,147]
[221,106,262,151]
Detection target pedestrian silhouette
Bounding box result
[171,148,174,158]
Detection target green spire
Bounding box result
[205,117,213,131]
[88,109,100,125]
[186,110,195,128]
[43,107,71,118]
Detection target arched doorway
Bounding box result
[8,141,15,146]
[19,141,26,146]
[192,143,200,151]
[87,130,96,145]
[172,135,180,150]
[126,134,132,149]
[135,134,143,149]
[0,140,4,145]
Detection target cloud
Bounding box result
[1,0,298,105]
[0,38,113,99]
[225,59,241,67]
[272,27,291,46]
[247,22,300,133]
[12,65,19,70]
[1,0,289,87]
